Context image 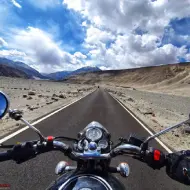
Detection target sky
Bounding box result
[0,0,190,73]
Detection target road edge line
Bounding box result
[109,92,172,153]
[0,90,96,144]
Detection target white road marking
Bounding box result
[109,93,172,153]
[0,91,95,144]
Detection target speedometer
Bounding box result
[86,128,102,141]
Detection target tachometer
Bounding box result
[98,140,108,149]
[86,128,102,141]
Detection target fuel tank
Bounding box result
[46,172,125,190]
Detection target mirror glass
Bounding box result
[0,92,9,119]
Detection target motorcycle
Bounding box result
[0,91,190,190]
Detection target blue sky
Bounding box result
[0,0,190,73]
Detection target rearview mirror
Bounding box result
[0,91,10,119]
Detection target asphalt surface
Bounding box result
[0,88,188,190]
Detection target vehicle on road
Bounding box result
[0,91,190,189]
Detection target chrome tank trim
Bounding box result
[58,174,113,190]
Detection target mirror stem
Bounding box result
[20,118,45,142]
[142,118,190,146]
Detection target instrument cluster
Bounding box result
[77,127,110,152]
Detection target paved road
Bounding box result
[0,88,188,190]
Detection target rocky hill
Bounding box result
[64,63,190,87]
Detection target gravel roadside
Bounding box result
[0,77,96,138]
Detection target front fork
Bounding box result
[55,160,130,177]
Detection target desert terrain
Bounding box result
[0,77,95,138]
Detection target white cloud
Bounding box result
[85,26,115,46]
[11,27,64,65]
[11,0,22,8]
[74,52,87,59]
[0,49,26,58]
[87,33,188,69]
[0,37,8,47]
[7,25,184,72]
[81,21,88,27]
[63,0,84,11]
[64,0,190,69]
[2,27,88,72]
[99,66,111,70]
[64,0,190,35]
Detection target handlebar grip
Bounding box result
[0,151,12,162]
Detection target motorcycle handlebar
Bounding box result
[52,141,142,159]
[0,139,164,167]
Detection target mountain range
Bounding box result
[0,57,101,80]
[43,66,101,80]
[0,58,47,79]
[64,62,190,86]
[0,64,29,78]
